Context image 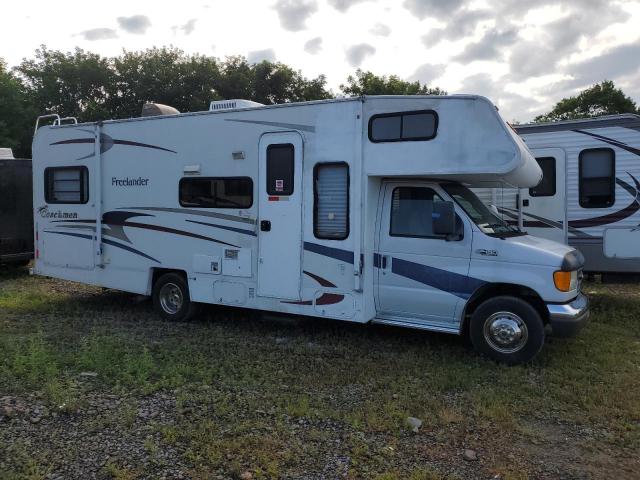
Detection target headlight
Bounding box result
[553,270,578,292]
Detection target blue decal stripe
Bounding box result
[303,242,354,264]
[390,257,485,299]
[186,219,257,236]
[44,230,160,263]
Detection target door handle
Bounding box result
[260,220,271,232]
[522,199,530,207]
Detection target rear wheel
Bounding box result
[469,296,545,365]
[152,273,199,321]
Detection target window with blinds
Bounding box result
[314,163,349,240]
[44,166,89,204]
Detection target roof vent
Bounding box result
[209,99,264,111]
[0,148,15,160]
[141,103,180,117]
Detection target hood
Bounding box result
[473,232,580,268]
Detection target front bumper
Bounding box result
[546,293,589,337]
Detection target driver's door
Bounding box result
[375,181,472,329]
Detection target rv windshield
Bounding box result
[442,183,523,237]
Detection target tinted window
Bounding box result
[579,148,615,208]
[266,144,294,195]
[370,115,401,141]
[179,177,253,208]
[45,166,89,204]
[369,110,438,142]
[402,112,437,139]
[390,187,445,238]
[529,157,556,197]
[314,163,349,240]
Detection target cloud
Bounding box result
[172,19,197,35]
[454,28,518,63]
[79,28,118,41]
[422,9,491,46]
[328,0,370,12]
[181,19,198,35]
[304,37,323,54]
[273,0,318,31]
[457,73,541,122]
[369,23,391,37]
[562,41,640,90]
[345,43,376,67]
[409,63,445,84]
[509,5,631,80]
[403,0,466,19]
[248,48,277,63]
[117,15,151,34]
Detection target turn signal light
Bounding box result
[554,270,578,292]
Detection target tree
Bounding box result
[535,80,638,122]
[0,59,35,157]
[109,47,221,118]
[340,69,445,96]
[16,46,113,122]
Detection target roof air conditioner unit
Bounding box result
[209,99,264,111]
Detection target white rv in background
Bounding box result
[32,95,588,364]
[478,114,640,277]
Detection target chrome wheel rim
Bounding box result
[483,311,528,354]
[159,283,183,315]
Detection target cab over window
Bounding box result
[390,187,445,238]
[369,110,438,142]
[579,148,615,208]
[45,166,89,204]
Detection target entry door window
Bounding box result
[390,187,445,238]
[266,144,294,195]
[530,157,556,197]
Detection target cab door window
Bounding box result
[390,186,446,238]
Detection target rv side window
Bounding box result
[266,144,294,196]
[390,187,445,238]
[579,148,615,208]
[44,166,89,204]
[314,163,349,240]
[369,110,438,142]
[179,177,253,208]
[529,157,556,197]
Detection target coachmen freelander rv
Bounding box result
[478,114,640,277]
[0,148,34,266]
[32,96,588,364]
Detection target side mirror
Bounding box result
[433,201,456,237]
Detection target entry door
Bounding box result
[257,132,303,299]
[375,182,472,327]
[520,148,566,243]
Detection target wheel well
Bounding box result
[461,283,548,334]
[148,268,188,295]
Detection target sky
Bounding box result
[2,0,640,122]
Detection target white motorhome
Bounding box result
[478,114,640,277]
[32,96,588,364]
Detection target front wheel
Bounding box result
[469,296,545,365]
[152,272,199,321]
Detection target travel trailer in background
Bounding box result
[478,114,640,278]
[0,148,34,267]
[32,95,588,364]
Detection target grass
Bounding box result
[0,266,639,478]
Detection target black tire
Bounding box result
[469,296,545,365]
[152,272,199,322]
